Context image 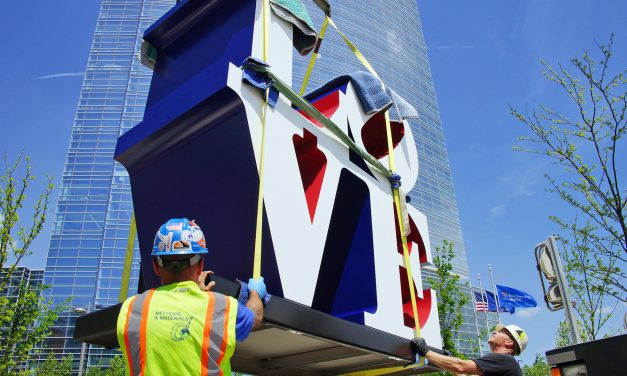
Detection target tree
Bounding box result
[85,355,126,376]
[559,224,619,340]
[427,240,470,359]
[511,35,626,338]
[554,320,588,348]
[36,352,73,376]
[522,353,550,376]
[0,154,67,374]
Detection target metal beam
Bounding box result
[262,346,365,369]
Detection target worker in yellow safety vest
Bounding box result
[117,218,265,376]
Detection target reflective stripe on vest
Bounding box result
[118,295,136,375]
[202,292,229,375]
[117,284,237,376]
[119,289,154,376]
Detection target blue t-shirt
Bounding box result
[235,303,254,341]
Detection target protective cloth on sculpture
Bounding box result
[304,71,419,121]
[241,58,280,107]
[387,89,419,121]
[270,0,317,56]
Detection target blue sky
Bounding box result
[1,0,625,367]
[417,0,626,364]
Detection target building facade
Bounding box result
[1,267,45,298]
[1,267,45,371]
[37,0,175,371]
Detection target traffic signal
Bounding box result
[535,236,582,344]
[534,237,564,311]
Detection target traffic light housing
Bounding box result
[534,238,564,311]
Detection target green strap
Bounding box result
[244,63,392,179]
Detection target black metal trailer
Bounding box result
[75,275,444,375]
[545,334,626,375]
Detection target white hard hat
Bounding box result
[495,323,528,355]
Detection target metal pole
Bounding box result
[78,342,87,376]
[76,302,91,375]
[469,286,483,356]
[477,273,490,354]
[548,236,582,344]
[477,274,490,332]
[487,264,501,323]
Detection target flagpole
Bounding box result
[477,273,490,352]
[488,264,501,323]
[469,286,483,356]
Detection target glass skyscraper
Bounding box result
[37,0,175,371]
[40,0,484,370]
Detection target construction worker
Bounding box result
[117,218,265,375]
[412,323,527,376]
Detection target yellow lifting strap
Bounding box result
[323,16,422,339]
[325,17,381,82]
[299,16,330,96]
[252,0,271,280]
[386,111,422,339]
[119,213,137,302]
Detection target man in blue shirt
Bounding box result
[412,324,527,376]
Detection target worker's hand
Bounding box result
[411,337,429,357]
[248,277,267,299]
[198,271,215,291]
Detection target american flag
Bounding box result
[474,291,488,312]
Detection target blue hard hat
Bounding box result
[152,218,208,256]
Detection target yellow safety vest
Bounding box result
[117,281,238,376]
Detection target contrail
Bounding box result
[36,72,84,80]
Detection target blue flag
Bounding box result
[485,290,515,314]
[496,285,537,308]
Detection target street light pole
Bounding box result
[78,341,87,376]
[72,302,91,376]
[487,264,501,323]
[468,286,483,356]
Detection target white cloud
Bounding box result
[500,163,546,198]
[428,45,480,50]
[599,306,615,315]
[489,204,507,218]
[512,169,539,197]
[516,306,542,318]
[36,72,84,80]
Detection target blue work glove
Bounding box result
[237,280,249,305]
[238,279,271,305]
[248,277,267,300]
